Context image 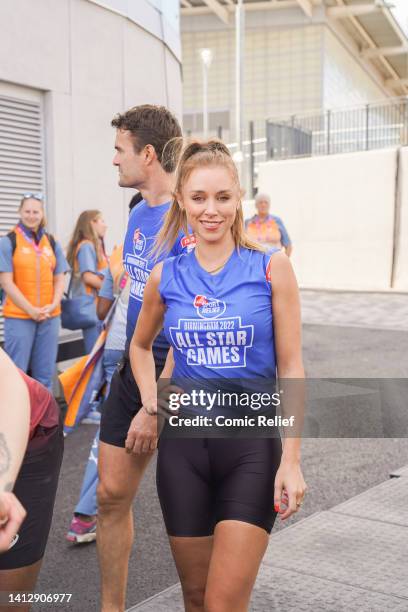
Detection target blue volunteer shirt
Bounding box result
[123,199,192,353]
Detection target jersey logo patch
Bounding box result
[194,295,226,319]
[132,229,147,257]
[181,235,196,251]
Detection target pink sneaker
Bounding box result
[66,516,97,544]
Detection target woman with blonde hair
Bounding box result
[66,210,108,353]
[129,140,306,611]
[0,193,69,390]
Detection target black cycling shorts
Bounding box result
[0,416,64,570]
[100,352,166,448]
[156,436,282,537]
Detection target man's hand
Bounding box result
[0,492,26,553]
[125,410,159,455]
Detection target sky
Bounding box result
[391,0,408,36]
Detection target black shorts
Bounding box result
[99,353,166,448]
[157,436,282,537]
[0,416,64,570]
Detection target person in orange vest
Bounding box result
[66,210,108,354]
[245,192,292,256]
[0,193,69,391]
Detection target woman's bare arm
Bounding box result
[269,251,307,519]
[82,271,103,291]
[129,262,166,413]
[0,348,30,493]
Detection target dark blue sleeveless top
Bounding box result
[160,247,278,381]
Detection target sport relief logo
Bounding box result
[123,228,151,302]
[132,229,146,258]
[194,295,226,319]
[169,296,254,368]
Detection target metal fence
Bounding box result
[227,96,408,196]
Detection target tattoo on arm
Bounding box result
[0,433,11,478]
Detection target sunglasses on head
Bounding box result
[22,192,44,201]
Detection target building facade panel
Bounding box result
[323,29,386,109]
[182,23,323,142]
[0,0,70,93]
[0,0,182,252]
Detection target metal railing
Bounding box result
[226,96,408,196]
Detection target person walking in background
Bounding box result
[245,192,292,256]
[0,194,69,391]
[66,210,108,354]
[65,244,129,544]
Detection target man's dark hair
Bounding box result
[111,104,182,173]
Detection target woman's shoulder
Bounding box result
[77,239,95,251]
[75,240,96,258]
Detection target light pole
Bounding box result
[234,0,245,179]
[200,48,213,138]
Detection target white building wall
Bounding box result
[0,0,182,251]
[323,29,386,109]
[257,149,398,291]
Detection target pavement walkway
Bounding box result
[128,290,408,612]
[129,466,408,612]
[300,289,408,331]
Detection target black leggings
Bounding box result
[157,437,282,537]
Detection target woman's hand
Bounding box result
[28,305,48,321]
[40,303,57,317]
[0,492,26,553]
[274,459,307,520]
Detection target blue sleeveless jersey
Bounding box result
[123,200,193,352]
[160,247,278,380]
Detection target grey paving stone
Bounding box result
[129,551,408,612]
[128,567,408,612]
[301,290,408,331]
[128,584,183,611]
[251,565,408,612]
[263,511,408,598]
[331,476,408,526]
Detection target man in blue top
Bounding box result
[97,105,190,611]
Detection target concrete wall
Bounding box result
[394,147,408,291]
[257,148,401,291]
[0,0,182,251]
[323,30,386,109]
